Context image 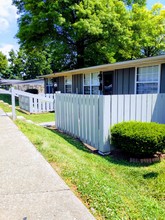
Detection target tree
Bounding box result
[13,0,131,69]
[8,48,52,80]
[8,49,26,79]
[134,3,165,57]
[0,51,8,78]
[13,0,165,73]
[24,49,53,79]
[116,3,165,60]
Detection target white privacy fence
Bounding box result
[55,93,165,153]
[13,89,55,113]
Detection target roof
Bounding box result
[40,55,165,79]
[16,79,44,85]
[0,79,23,85]
[0,79,44,86]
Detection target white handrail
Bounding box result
[14,89,54,102]
[11,88,56,114]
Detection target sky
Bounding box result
[0,0,165,57]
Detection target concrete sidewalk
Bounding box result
[0,109,95,220]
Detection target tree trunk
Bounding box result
[76,40,85,68]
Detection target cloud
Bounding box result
[0,18,9,31]
[0,44,19,57]
[0,0,18,32]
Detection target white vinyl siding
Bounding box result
[84,72,100,94]
[136,65,160,94]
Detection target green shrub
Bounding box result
[111,121,165,158]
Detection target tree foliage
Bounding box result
[12,0,165,73]
[8,49,26,79]
[7,49,52,79]
[0,51,8,78]
[13,0,132,69]
[111,3,165,60]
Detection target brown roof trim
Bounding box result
[40,55,165,79]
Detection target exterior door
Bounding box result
[103,71,113,95]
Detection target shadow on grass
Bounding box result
[143,172,158,179]
[46,127,91,154]
[45,127,155,168]
[103,154,157,168]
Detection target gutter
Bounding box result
[39,55,165,79]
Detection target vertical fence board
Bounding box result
[65,95,68,132]
[74,95,78,137]
[82,96,85,141]
[100,96,111,152]
[62,95,65,131]
[85,96,88,142]
[130,94,136,120]
[59,95,62,131]
[111,95,118,126]
[98,96,103,149]
[95,96,99,149]
[135,95,142,121]
[141,94,147,122]
[38,99,41,113]
[29,97,33,113]
[151,94,157,122]
[87,96,91,144]
[43,101,46,112]
[146,94,152,122]
[56,94,59,129]
[55,95,57,126]
[59,95,62,130]
[117,95,124,123]
[160,94,165,124]
[71,95,74,134]
[34,98,38,113]
[90,96,94,147]
[124,95,130,122]
[62,95,65,130]
[78,96,80,138]
[70,95,73,134]
[64,95,67,132]
[68,95,71,134]
[79,96,83,140]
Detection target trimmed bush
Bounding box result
[111,121,165,158]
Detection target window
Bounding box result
[84,73,90,94]
[84,72,100,94]
[64,75,72,93]
[46,78,54,93]
[136,65,160,94]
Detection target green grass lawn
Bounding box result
[15,119,165,220]
[0,94,55,123]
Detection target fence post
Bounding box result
[11,87,16,120]
[29,97,33,113]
